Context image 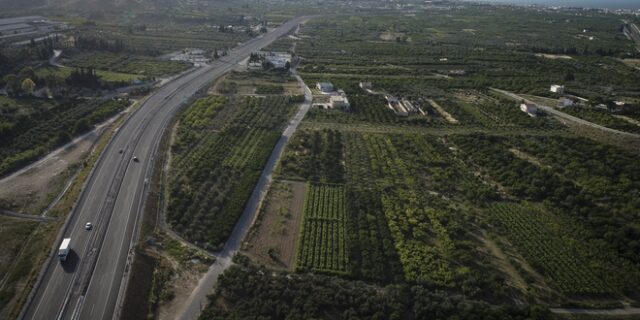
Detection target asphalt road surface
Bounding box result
[21,16,308,320]
[491,88,640,138]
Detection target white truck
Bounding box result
[58,238,71,262]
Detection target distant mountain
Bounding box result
[0,0,146,12]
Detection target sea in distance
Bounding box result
[475,0,640,10]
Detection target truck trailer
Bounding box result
[58,238,71,262]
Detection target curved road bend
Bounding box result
[491,88,640,138]
[21,16,308,320]
[176,70,313,320]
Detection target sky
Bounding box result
[473,0,640,10]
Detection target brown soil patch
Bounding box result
[509,148,551,169]
[243,180,306,270]
[619,58,640,70]
[209,72,303,96]
[156,257,207,320]
[475,231,528,293]
[427,99,458,124]
[146,232,213,320]
[0,129,104,215]
[479,230,558,302]
[380,31,410,42]
[614,115,640,127]
[535,53,573,60]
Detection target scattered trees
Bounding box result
[21,78,35,95]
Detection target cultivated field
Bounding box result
[167,95,296,250]
[296,183,349,274]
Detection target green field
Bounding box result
[297,184,349,273]
[35,66,142,83]
[63,51,191,78]
[561,106,640,134]
[0,97,128,177]
[167,96,295,250]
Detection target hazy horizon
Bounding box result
[474,0,640,9]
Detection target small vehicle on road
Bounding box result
[85,222,93,230]
[119,149,123,154]
[58,238,71,262]
[133,156,139,162]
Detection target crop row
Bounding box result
[489,202,611,295]
[167,96,294,250]
[297,184,349,273]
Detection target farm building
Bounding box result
[550,85,565,94]
[520,103,538,117]
[248,61,262,70]
[401,99,419,113]
[330,95,350,110]
[558,97,574,108]
[359,82,372,90]
[316,82,334,93]
[263,52,291,70]
[386,95,409,116]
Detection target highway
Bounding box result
[20,16,308,320]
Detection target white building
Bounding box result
[330,95,350,109]
[386,95,409,116]
[550,85,565,94]
[263,52,291,70]
[316,82,334,93]
[401,99,418,113]
[248,61,262,70]
[558,97,574,108]
[520,103,538,117]
[359,82,372,90]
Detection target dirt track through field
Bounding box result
[427,99,458,124]
[243,180,306,270]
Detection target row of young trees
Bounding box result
[0,99,128,176]
[168,96,295,250]
[200,263,552,320]
[453,134,640,296]
[511,136,640,267]
[2,66,121,98]
[297,184,349,273]
[75,35,126,52]
[279,129,344,183]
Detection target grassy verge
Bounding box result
[0,100,139,318]
[36,66,143,83]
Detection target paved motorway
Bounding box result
[21,16,308,320]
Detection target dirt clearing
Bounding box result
[509,148,550,169]
[475,230,558,302]
[243,180,306,270]
[427,99,458,124]
[534,53,573,60]
[145,233,213,320]
[0,127,107,215]
[380,31,410,42]
[209,71,303,96]
[614,115,640,127]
